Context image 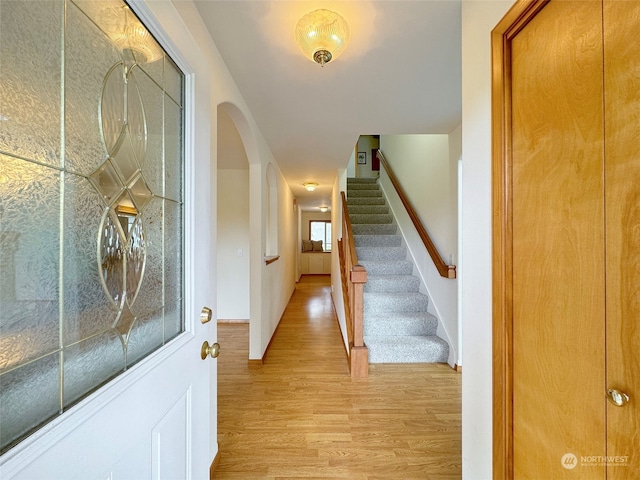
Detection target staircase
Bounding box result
[346,177,449,363]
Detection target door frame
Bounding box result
[491,1,549,478]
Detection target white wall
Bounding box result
[461,1,513,478]
[261,164,297,353]
[249,148,297,360]
[347,149,356,178]
[449,125,462,266]
[379,135,457,261]
[216,169,250,320]
[331,169,349,353]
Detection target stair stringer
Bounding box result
[377,178,458,368]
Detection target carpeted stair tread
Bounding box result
[352,224,398,235]
[356,246,406,261]
[348,197,386,205]
[354,234,402,247]
[364,274,421,293]
[364,335,449,363]
[347,183,381,190]
[364,312,438,336]
[350,213,393,224]
[364,292,430,313]
[358,259,414,275]
[347,189,383,198]
[347,177,377,183]
[348,204,390,215]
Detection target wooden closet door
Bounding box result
[604,1,640,477]
[510,1,606,477]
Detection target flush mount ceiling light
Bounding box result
[303,182,319,191]
[320,207,328,213]
[295,9,350,66]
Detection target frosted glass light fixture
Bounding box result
[295,9,350,66]
[320,207,328,213]
[303,182,319,191]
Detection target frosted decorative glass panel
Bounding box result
[165,57,183,107]
[71,0,124,27]
[0,1,62,166]
[164,199,183,340]
[164,97,183,202]
[137,69,164,195]
[127,309,164,365]
[0,0,184,453]
[63,330,125,407]
[138,51,164,89]
[111,135,141,183]
[90,159,124,204]
[0,155,60,373]
[130,198,163,317]
[65,1,121,175]
[125,217,146,308]
[127,72,149,167]
[0,353,61,451]
[99,209,126,308]
[100,63,128,158]
[129,174,153,212]
[63,172,116,346]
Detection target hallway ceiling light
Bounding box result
[303,182,319,191]
[320,207,328,213]
[295,9,350,66]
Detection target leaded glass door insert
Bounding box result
[0,0,184,453]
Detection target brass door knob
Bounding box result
[201,341,220,360]
[607,388,630,407]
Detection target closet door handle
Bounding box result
[607,388,630,407]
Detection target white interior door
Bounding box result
[0,0,214,478]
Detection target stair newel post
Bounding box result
[340,191,369,378]
[349,265,368,378]
[350,265,366,348]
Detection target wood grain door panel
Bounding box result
[603,1,640,476]
[510,1,606,477]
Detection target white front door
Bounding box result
[1,307,213,479]
[0,0,215,478]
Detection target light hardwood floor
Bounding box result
[214,275,461,479]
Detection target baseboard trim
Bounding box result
[247,286,297,366]
[209,451,221,479]
[330,291,351,365]
[217,319,249,324]
[454,364,462,373]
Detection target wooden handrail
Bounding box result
[339,191,368,378]
[376,150,457,279]
[341,192,359,267]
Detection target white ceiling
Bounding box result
[194,0,461,210]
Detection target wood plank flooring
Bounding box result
[214,275,461,479]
